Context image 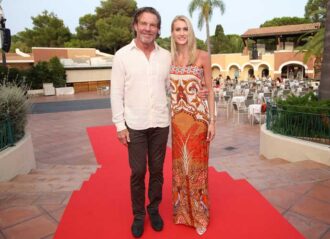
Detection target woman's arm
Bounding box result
[200,51,216,141]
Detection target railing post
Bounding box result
[266,102,276,130]
[6,118,14,146]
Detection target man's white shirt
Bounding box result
[111,40,171,131]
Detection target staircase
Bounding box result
[0,164,99,199]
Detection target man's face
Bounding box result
[134,12,159,46]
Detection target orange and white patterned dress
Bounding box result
[170,65,210,229]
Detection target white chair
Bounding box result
[232,99,253,124]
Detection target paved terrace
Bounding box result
[0,92,329,239]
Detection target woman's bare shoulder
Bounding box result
[195,50,209,65]
[197,49,208,59]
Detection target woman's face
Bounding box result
[172,20,188,46]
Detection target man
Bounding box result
[110,7,171,238]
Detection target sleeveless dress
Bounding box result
[170,65,210,230]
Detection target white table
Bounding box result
[248,104,262,125]
[257,93,264,102]
[232,96,246,105]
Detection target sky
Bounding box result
[3,0,308,40]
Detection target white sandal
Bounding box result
[196,227,207,235]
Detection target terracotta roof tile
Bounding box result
[241,23,321,38]
[5,53,34,62]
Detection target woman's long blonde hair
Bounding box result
[171,15,197,66]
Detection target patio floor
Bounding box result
[0,91,329,239]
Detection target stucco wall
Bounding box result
[0,132,36,182]
[66,68,112,83]
[260,124,330,166]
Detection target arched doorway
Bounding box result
[211,65,221,79]
[281,64,305,80]
[242,65,254,80]
[258,64,269,79]
[228,65,240,80]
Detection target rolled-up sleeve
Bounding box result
[111,54,126,132]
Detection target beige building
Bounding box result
[3,47,113,93]
[211,23,320,81]
[3,23,321,92]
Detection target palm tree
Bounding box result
[319,0,330,99]
[188,0,225,54]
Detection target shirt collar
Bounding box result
[129,39,160,51]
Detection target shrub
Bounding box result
[0,81,30,142]
[269,93,330,144]
[25,56,66,89]
[25,61,51,89]
[0,66,27,85]
[48,57,66,87]
[276,92,330,115]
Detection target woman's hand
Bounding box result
[198,86,209,100]
[206,121,215,142]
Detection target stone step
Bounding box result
[12,173,92,183]
[0,181,84,193]
[0,164,99,194]
[30,164,99,175]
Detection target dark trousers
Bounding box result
[127,126,169,220]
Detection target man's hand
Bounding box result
[117,129,130,146]
[198,86,209,100]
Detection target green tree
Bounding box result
[70,14,98,48]
[73,0,137,53]
[305,0,328,24]
[260,17,311,27]
[96,0,136,18]
[48,57,66,87]
[9,36,30,53]
[196,38,207,51]
[25,62,51,89]
[210,24,226,53]
[156,37,171,50]
[13,11,71,50]
[298,28,325,62]
[298,0,327,78]
[210,25,243,53]
[188,0,225,54]
[24,57,66,89]
[319,0,330,99]
[0,66,26,85]
[226,34,244,53]
[96,15,132,53]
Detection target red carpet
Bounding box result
[54,125,304,239]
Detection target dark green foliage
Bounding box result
[13,11,71,51]
[276,93,330,114]
[72,0,137,53]
[0,58,66,90]
[156,37,171,50]
[305,0,328,24]
[196,38,207,51]
[260,17,311,28]
[0,67,27,86]
[319,0,330,99]
[0,82,29,143]
[25,62,51,89]
[48,57,67,87]
[96,15,132,53]
[210,24,243,53]
[267,93,330,144]
[24,57,66,89]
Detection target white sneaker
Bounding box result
[196,227,207,235]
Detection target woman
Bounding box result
[170,15,215,235]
